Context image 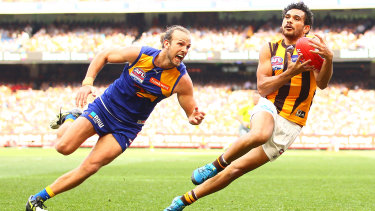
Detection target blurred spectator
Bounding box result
[1,14,375,52]
[236,92,259,136]
[1,13,375,141]
[1,83,374,136]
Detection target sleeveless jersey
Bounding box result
[267,38,317,126]
[99,46,187,125]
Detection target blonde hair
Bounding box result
[160,25,190,48]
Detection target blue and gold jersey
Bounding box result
[99,46,187,125]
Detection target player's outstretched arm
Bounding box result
[309,34,333,89]
[174,74,205,125]
[75,46,142,107]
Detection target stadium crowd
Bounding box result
[1,14,375,53]
[1,82,375,137]
[1,12,375,146]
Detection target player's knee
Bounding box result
[55,142,74,155]
[248,130,270,146]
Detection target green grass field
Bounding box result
[1,148,374,211]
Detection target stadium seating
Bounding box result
[1,84,374,137]
[1,17,375,53]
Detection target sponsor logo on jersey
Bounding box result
[150,77,171,91]
[130,68,146,83]
[291,55,298,62]
[134,84,158,102]
[88,111,104,128]
[295,110,306,118]
[137,120,146,125]
[271,56,283,71]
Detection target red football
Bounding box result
[296,37,324,71]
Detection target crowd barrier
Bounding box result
[1,133,374,150]
[1,49,375,63]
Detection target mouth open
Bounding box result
[175,54,184,62]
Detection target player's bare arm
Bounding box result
[257,43,312,97]
[76,46,142,107]
[309,34,334,89]
[174,74,205,125]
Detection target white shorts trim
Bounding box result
[251,97,301,161]
[250,97,277,122]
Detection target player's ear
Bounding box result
[163,39,170,48]
[303,25,311,35]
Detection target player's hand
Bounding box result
[75,85,97,108]
[188,107,206,125]
[303,64,316,72]
[308,34,333,61]
[286,52,312,76]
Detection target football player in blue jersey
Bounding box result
[26,25,205,211]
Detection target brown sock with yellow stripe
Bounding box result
[181,190,198,205]
[212,154,230,172]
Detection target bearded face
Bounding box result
[281,9,310,41]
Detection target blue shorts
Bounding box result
[81,99,143,152]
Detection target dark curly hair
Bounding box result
[282,2,314,27]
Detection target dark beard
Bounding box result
[281,27,302,40]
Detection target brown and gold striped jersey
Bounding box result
[267,38,317,126]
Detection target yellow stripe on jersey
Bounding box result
[129,53,181,98]
[129,54,154,74]
[267,38,317,126]
[160,67,181,97]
